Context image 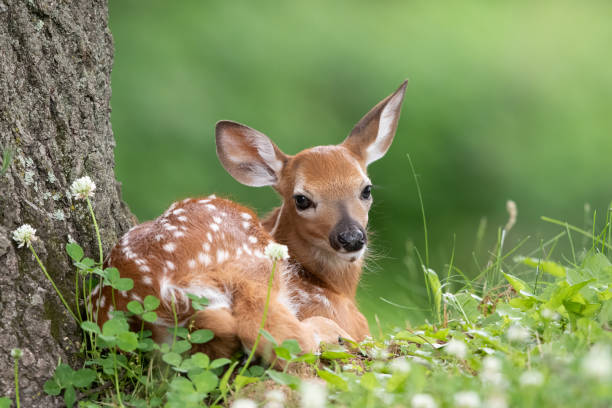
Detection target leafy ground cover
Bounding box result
[2,179,611,407]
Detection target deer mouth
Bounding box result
[335,246,366,263]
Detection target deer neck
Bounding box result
[262,206,363,298]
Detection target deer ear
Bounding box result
[216,121,288,187]
[342,80,408,166]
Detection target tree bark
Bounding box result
[0,0,133,406]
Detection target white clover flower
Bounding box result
[480,356,505,387]
[519,370,544,387]
[445,338,467,359]
[389,357,411,373]
[301,380,327,408]
[540,308,556,320]
[266,389,285,403]
[411,393,437,408]
[482,356,502,373]
[11,348,22,359]
[454,391,481,408]
[12,224,38,248]
[264,242,289,261]
[581,343,611,381]
[231,399,257,408]
[506,324,530,342]
[70,176,96,200]
[483,394,507,408]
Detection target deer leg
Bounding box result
[187,308,240,359]
[233,297,351,363]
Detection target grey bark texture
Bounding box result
[0,0,133,405]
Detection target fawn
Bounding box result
[91,80,407,359]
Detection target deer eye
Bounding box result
[294,195,312,211]
[360,185,372,200]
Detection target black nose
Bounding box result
[335,227,365,252]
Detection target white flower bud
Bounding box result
[506,324,530,342]
[301,380,327,408]
[445,338,467,359]
[411,393,437,408]
[581,343,611,381]
[70,176,96,200]
[520,370,544,387]
[264,242,289,261]
[12,224,38,248]
[454,391,481,408]
[231,399,257,408]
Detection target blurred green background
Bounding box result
[109,0,612,330]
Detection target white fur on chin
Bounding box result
[336,246,366,263]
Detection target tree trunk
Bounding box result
[0,0,133,405]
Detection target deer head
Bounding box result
[216,80,407,295]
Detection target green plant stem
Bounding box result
[74,269,81,319]
[542,216,612,251]
[13,357,20,408]
[171,296,178,347]
[112,349,124,407]
[238,260,277,378]
[86,197,104,265]
[29,246,79,322]
[407,154,429,267]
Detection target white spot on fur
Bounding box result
[165,260,176,270]
[198,252,211,266]
[187,259,197,269]
[236,247,243,257]
[139,265,151,273]
[216,249,229,263]
[242,244,252,255]
[163,242,176,252]
[202,242,211,252]
[206,232,213,242]
[143,276,153,285]
[254,249,265,258]
[213,216,222,224]
[120,290,128,298]
[173,231,185,238]
[135,258,147,265]
[206,204,216,211]
[182,198,190,204]
[131,293,142,302]
[210,223,219,232]
[155,234,164,241]
[99,296,106,308]
[248,235,258,244]
[198,199,211,204]
[220,212,227,217]
[164,224,178,231]
[177,215,188,222]
[173,208,186,215]
[241,212,252,220]
[242,221,250,229]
